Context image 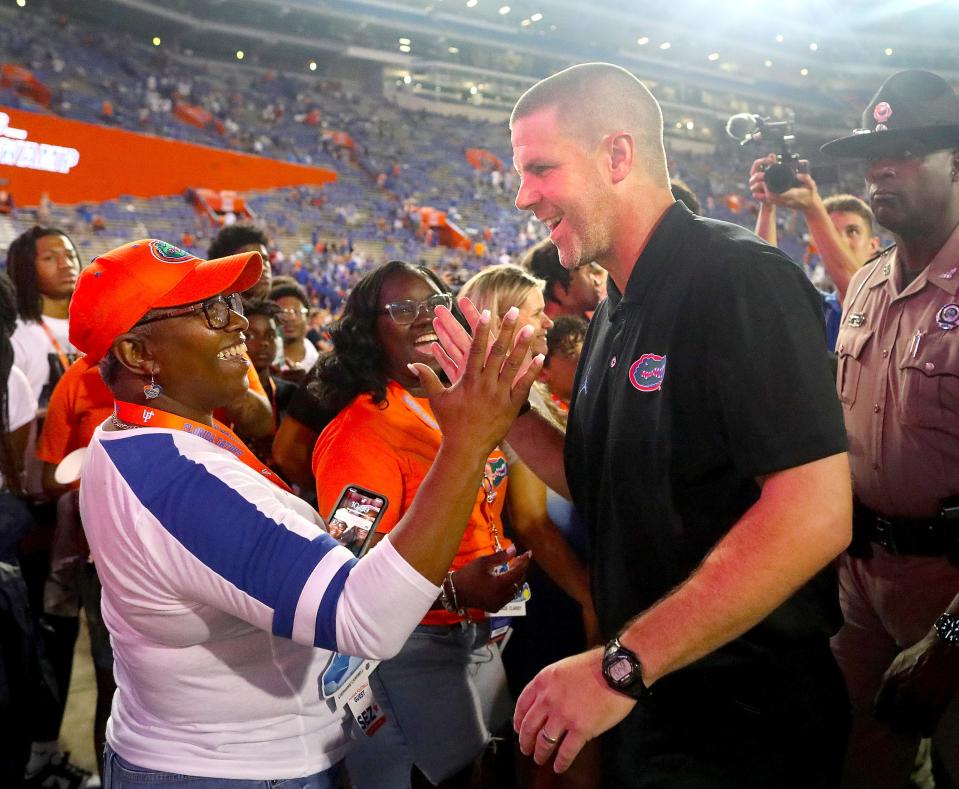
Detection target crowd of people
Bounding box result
[1,51,958,789]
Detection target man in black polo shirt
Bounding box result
[434,62,853,787]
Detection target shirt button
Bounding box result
[873,404,880,413]
[925,362,935,372]
[881,349,889,358]
[872,463,880,471]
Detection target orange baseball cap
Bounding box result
[69,239,262,364]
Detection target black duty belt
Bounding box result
[851,502,959,559]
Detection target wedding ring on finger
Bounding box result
[540,729,561,747]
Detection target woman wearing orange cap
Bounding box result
[67,240,540,787]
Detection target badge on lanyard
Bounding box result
[936,303,959,331]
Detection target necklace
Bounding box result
[111,414,138,431]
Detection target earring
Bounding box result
[143,373,162,400]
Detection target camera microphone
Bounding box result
[725,113,760,142]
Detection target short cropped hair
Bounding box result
[511,62,668,186]
[208,224,268,259]
[520,239,569,304]
[822,194,876,237]
[270,281,310,308]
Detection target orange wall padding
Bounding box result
[0,106,336,206]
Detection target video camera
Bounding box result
[726,113,837,194]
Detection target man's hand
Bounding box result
[514,647,636,773]
[452,547,532,611]
[875,631,959,736]
[749,154,820,211]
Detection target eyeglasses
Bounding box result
[276,305,309,322]
[136,293,244,330]
[380,293,452,325]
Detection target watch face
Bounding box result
[608,655,633,684]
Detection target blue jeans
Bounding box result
[104,744,342,788]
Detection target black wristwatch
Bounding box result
[602,637,652,700]
[934,613,959,645]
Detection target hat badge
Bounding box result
[873,101,893,131]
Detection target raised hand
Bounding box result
[410,306,543,457]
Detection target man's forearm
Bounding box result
[804,201,860,301]
[504,408,570,498]
[619,452,852,685]
[755,203,777,246]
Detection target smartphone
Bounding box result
[326,485,388,558]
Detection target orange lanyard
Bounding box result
[39,320,71,372]
[113,400,292,493]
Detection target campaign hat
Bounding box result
[821,70,959,159]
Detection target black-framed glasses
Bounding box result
[379,293,453,325]
[137,293,244,330]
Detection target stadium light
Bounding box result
[884,47,893,56]
[659,42,671,50]
[466,0,477,6]
[152,36,161,46]
[800,67,809,76]
[399,44,411,52]
[16,0,25,7]
[499,5,511,14]
[309,61,317,71]
[708,52,720,61]
[448,46,459,53]
[236,50,245,60]
[637,36,649,45]
[764,59,773,67]
[399,37,411,45]
[403,74,412,84]
[775,34,784,43]
[531,12,543,21]
[809,42,818,51]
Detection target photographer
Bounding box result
[749,155,879,300]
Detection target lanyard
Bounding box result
[398,386,504,549]
[40,320,71,372]
[113,400,293,493]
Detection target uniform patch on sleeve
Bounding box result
[628,354,667,392]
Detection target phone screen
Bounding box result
[326,485,388,558]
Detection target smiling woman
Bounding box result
[66,243,539,786]
[311,261,533,788]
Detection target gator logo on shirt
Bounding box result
[487,457,508,487]
[628,354,667,392]
[148,240,195,264]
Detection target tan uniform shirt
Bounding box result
[836,225,959,518]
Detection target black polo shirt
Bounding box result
[566,203,847,665]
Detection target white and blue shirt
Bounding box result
[81,425,438,780]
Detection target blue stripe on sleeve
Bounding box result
[314,559,356,650]
[102,433,353,642]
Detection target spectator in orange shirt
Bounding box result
[312,261,531,788]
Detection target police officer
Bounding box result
[821,69,959,788]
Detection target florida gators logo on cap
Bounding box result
[873,101,893,124]
[629,353,667,392]
[148,240,195,264]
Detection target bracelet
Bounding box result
[439,572,458,614]
[443,571,470,622]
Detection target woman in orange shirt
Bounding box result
[312,261,531,788]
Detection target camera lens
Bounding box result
[764,163,798,194]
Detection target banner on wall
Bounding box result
[0,106,336,206]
